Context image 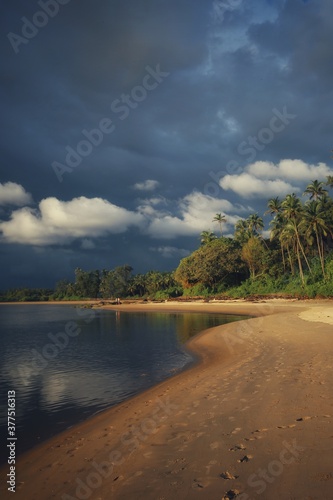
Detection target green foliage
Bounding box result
[182,284,211,298]
[225,260,333,299]
[152,286,183,300]
[74,268,101,298]
[175,237,246,289]
[0,288,54,302]
[241,237,268,279]
[127,271,180,298]
[200,230,217,245]
[99,265,133,298]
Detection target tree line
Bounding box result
[0,267,182,302]
[51,266,182,300]
[1,177,333,302]
[176,178,333,297]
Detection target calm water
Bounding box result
[0,304,247,461]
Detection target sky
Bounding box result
[0,0,333,289]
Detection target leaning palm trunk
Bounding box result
[286,245,295,275]
[295,227,312,273]
[296,241,305,286]
[280,243,286,272]
[315,228,326,278]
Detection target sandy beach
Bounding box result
[1,299,333,500]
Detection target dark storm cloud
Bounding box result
[1,0,208,196]
[0,0,333,288]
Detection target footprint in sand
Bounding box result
[296,416,312,421]
[220,471,238,480]
[231,427,242,435]
[192,478,210,489]
[222,490,241,499]
[229,444,246,451]
[210,441,220,450]
[237,455,253,463]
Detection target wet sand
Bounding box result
[1,299,332,499]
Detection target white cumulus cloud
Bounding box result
[0,185,268,246]
[133,179,160,191]
[0,196,145,245]
[144,191,243,239]
[220,173,298,199]
[247,159,333,181]
[219,159,333,199]
[0,181,33,206]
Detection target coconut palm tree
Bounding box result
[326,175,333,190]
[300,200,328,277]
[279,224,296,275]
[270,213,287,272]
[303,180,328,200]
[281,194,311,284]
[234,219,252,244]
[265,197,281,216]
[200,230,217,246]
[247,213,264,235]
[212,213,227,236]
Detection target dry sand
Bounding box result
[1,299,333,500]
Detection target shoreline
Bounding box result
[1,300,333,499]
[0,303,250,462]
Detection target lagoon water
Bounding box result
[0,304,246,460]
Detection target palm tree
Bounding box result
[326,175,333,190]
[248,213,270,249]
[270,213,287,272]
[234,219,252,244]
[212,213,227,236]
[303,180,328,200]
[265,197,281,216]
[300,200,328,277]
[247,213,264,235]
[200,230,217,246]
[320,193,333,240]
[128,273,147,297]
[279,224,296,275]
[281,194,311,284]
